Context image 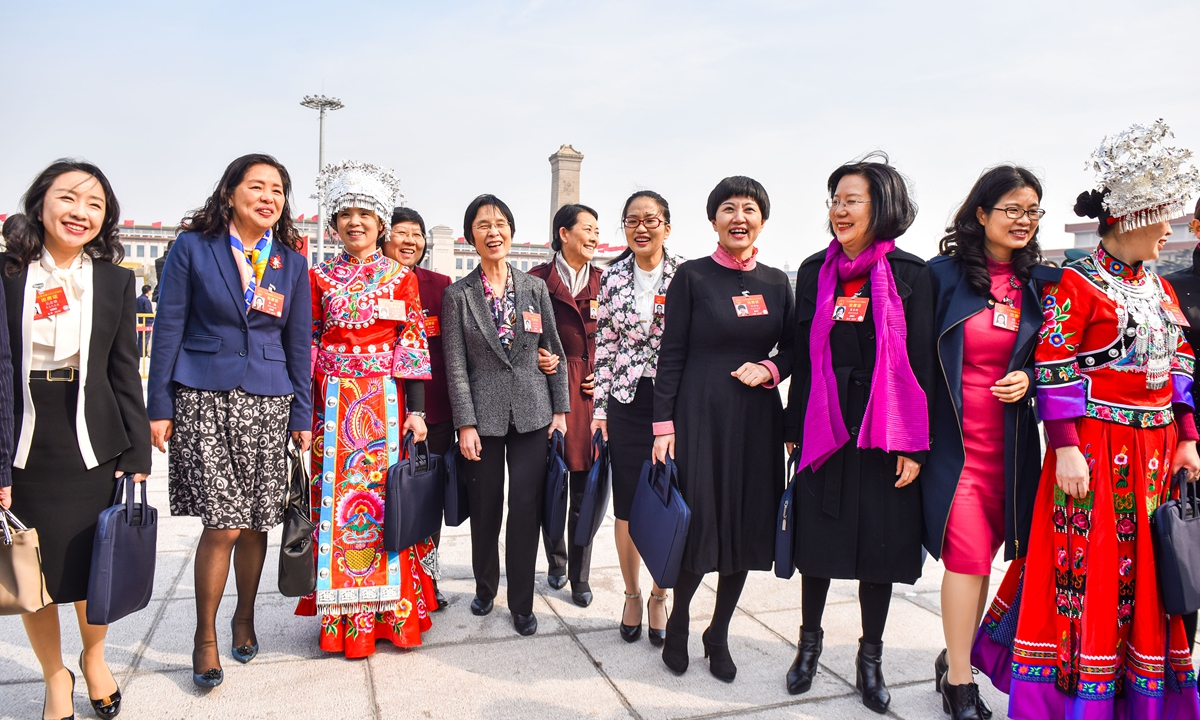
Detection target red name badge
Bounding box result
[733,294,768,317]
[251,286,285,317]
[523,311,543,333]
[653,295,666,316]
[1163,300,1191,327]
[993,304,1020,332]
[34,287,70,320]
[833,296,869,322]
[375,298,407,320]
[424,315,441,337]
[589,299,599,320]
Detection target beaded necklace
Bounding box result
[1090,247,1176,390]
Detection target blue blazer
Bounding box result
[147,231,313,431]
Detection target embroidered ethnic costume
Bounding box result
[972,245,1200,719]
[295,250,435,658]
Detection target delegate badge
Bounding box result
[251,286,285,317]
[424,314,441,337]
[653,295,666,316]
[1162,300,1191,327]
[733,294,768,317]
[523,311,543,333]
[833,296,869,322]
[993,303,1020,332]
[589,299,599,319]
[375,298,407,320]
[33,287,70,320]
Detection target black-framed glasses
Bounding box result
[623,216,665,229]
[991,206,1046,221]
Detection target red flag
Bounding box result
[151,222,162,229]
[0,214,7,222]
[123,220,134,226]
[297,214,306,222]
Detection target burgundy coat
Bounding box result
[415,266,453,426]
[528,261,603,471]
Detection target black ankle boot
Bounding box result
[855,639,890,714]
[940,675,983,720]
[701,628,736,682]
[935,649,992,718]
[661,629,689,675]
[786,627,823,695]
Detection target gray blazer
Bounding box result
[442,266,571,436]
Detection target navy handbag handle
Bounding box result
[786,448,800,488]
[591,428,604,460]
[115,475,151,527]
[549,430,566,466]
[649,456,678,508]
[403,431,433,473]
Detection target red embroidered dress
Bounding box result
[295,251,435,658]
[973,246,1200,719]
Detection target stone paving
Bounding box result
[0,449,1015,720]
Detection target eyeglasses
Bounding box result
[623,216,665,229]
[390,229,424,240]
[473,221,509,233]
[826,198,870,210]
[991,207,1046,221]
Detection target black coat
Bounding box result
[784,247,933,584]
[922,256,1046,564]
[1164,249,1200,439]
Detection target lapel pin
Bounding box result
[269,255,283,270]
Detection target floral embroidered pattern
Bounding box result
[1084,402,1172,428]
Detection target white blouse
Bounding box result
[632,257,664,377]
[29,251,85,370]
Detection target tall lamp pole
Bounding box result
[300,94,344,263]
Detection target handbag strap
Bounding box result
[786,448,800,489]
[0,510,10,545]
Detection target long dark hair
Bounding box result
[550,203,598,252]
[178,154,302,252]
[613,190,671,265]
[939,165,1045,295]
[3,159,124,276]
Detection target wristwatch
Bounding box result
[408,411,427,419]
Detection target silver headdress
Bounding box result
[316,160,401,227]
[1088,119,1200,233]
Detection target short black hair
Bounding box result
[550,203,598,252]
[141,284,151,294]
[706,176,770,222]
[826,152,917,240]
[390,206,426,237]
[463,194,515,246]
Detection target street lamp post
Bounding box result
[300,94,344,264]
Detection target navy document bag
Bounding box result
[629,456,691,588]
[87,476,157,625]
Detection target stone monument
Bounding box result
[549,144,584,233]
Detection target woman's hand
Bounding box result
[537,348,560,375]
[150,419,174,453]
[549,413,567,438]
[1055,446,1090,499]
[0,486,10,509]
[895,456,921,488]
[785,442,796,456]
[581,373,595,397]
[115,471,150,483]
[991,370,1029,404]
[291,431,312,452]
[403,414,428,443]
[653,433,675,463]
[1176,440,1200,483]
[459,426,482,461]
[591,418,608,442]
[731,362,772,387]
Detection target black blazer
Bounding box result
[3,254,152,474]
[1164,247,1200,439]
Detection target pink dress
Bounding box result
[941,260,1020,575]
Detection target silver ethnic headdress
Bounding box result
[1088,119,1200,233]
[316,160,401,227]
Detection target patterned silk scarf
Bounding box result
[230,228,272,311]
[480,264,516,350]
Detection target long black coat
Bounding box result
[784,247,933,584]
[922,255,1046,564]
[1164,250,1200,438]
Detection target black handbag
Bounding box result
[86,476,157,625]
[278,439,316,598]
[774,449,799,579]
[443,444,470,527]
[628,456,691,588]
[1152,468,1200,615]
[542,430,569,544]
[384,432,445,553]
[574,429,610,547]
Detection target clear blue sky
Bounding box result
[2,0,1198,266]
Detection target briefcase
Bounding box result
[443,444,470,527]
[542,430,569,544]
[384,432,445,553]
[278,439,317,597]
[0,509,52,615]
[87,476,157,625]
[1152,469,1200,615]
[574,429,611,547]
[629,457,691,588]
[775,449,799,579]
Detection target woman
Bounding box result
[383,205,451,610]
[652,176,795,681]
[973,121,1200,719]
[2,160,150,719]
[147,154,312,686]
[591,190,682,645]
[442,194,570,636]
[783,155,932,714]
[529,203,603,608]
[925,165,1047,719]
[294,161,434,658]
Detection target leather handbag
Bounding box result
[384,432,444,553]
[278,439,317,597]
[542,430,569,545]
[86,476,157,625]
[1152,468,1200,615]
[443,444,470,527]
[573,429,611,547]
[0,509,52,615]
[774,449,799,579]
[628,456,692,588]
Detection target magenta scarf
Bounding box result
[799,238,929,472]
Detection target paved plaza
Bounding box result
[0,448,1014,720]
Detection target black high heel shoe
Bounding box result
[79,652,121,718]
[701,628,736,682]
[191,644,223,689]
[230,618,259,664]
[42,668,76,720]
[786,627,823,695]
[940,674,984,720]
[620,591,642,643]
[935,649,991,718]
[661,628,689,675]
[647,592,667,647]
[855,639,890,714]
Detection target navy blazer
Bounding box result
[146,231,313,431]
[922,255,1049,563]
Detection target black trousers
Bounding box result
[544,470,593,584]
[464,424,548,616]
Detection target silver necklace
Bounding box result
[1090,251,1176,390]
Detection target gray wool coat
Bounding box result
[441,266,571,436]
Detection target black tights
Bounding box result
[801,575,892,645]
[193,528,268,668]
[666,569,748,645]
